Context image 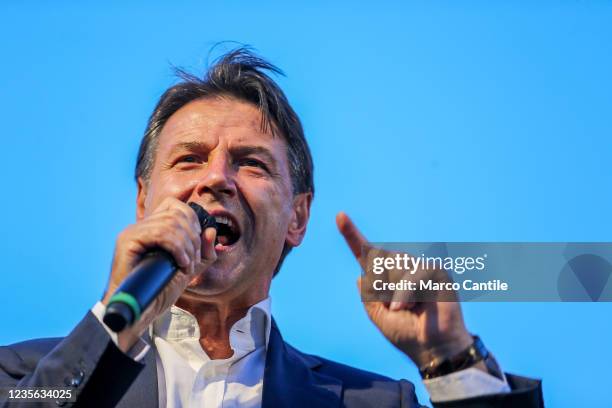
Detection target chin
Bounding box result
[185,267,241,297]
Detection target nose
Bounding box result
[194,151,237,199]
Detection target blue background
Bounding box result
[1,2,611,406]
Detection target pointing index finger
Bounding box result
[336,211,370,263]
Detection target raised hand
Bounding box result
[336,211,472,369]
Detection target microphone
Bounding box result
[103,202,217,333]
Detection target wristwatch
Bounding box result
[419,336,504,380]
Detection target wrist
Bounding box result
[419,335,503,381]
[117,331,140,353]
[116,317,150,353]
[411,331,473,369]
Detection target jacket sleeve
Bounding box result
[430,374,544,408]
[0,311,145,407]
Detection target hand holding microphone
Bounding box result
[101,198,217,350]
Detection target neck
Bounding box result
[175,293,267,359]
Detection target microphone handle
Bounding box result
[103,251,176,332]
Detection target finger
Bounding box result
[137,222,195,270]
[359,274,417,313]
[146,203,202,264]
[176,228,197,270]
[202,227,217,261]
[163,210,201,261]
[389,300,417,311]
[389,271,418,310]
[153,198,202,235]
[336,211,370,262]
[183,203,202,234]
[121,222,187,269]
[170,202,202,235]
[165,228,195,270]
[146,203,204,273]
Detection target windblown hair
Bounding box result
[135,47,314,196]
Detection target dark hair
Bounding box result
[135,47,314,275]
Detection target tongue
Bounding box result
[217,235,230,246]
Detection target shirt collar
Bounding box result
[151,297,272,353]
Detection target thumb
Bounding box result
[202,227,217,262]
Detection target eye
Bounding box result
[238,158,269,172]
[176,154,202,164]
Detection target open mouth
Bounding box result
[213,214,241,247]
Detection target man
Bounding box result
[0,48,543,407]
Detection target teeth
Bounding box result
[214,215,233,228]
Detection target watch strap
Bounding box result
[419,336,501,380]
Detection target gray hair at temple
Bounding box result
[134,47,314,276]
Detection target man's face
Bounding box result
[137,97,310,300]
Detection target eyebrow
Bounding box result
[170,141,210,154]
[230,145,277,167]
[169,142,278,167]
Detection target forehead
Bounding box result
[157,97,278,151]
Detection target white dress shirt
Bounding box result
[151,298,271,408]
[92,298,508,405]
[93,298,271,408]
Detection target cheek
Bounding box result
[146,174,199,209]
[165,175,199,195]
[257,187,293,234]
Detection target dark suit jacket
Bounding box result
[0,311,543,407]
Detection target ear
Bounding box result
[136,177,148,221]
[285,192,313,248]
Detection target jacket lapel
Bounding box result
[262,319,342,408]
[113,318,342,408]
